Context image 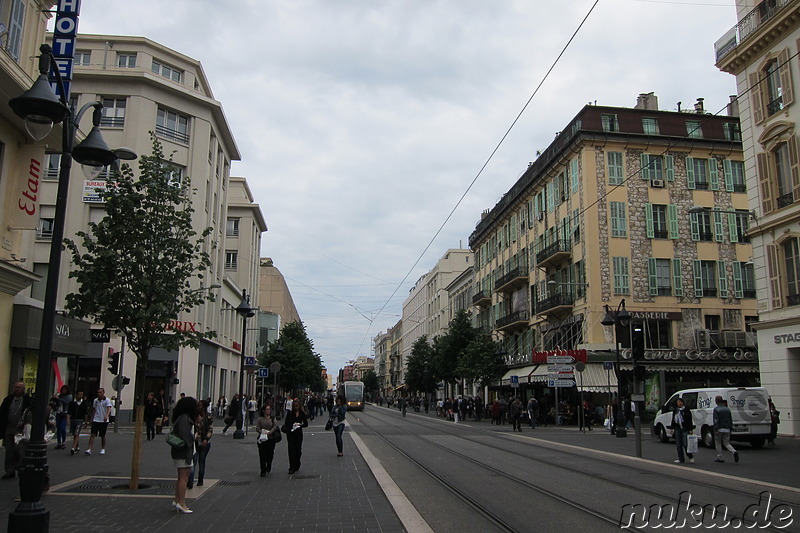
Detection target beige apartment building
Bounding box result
[716,0,800,437]
[8,32,266,414]
[469,94,758,412]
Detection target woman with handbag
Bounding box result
[169,396,197,514]
[282,398,308,474]
[188,399,213,488]
[669,397,695,464]
[255,403,280,476]
[330,395,347,457]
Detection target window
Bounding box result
[607,152,624,185]
[74,51,91,66]
[693,260,718,298]
[686,157,719,190]
[37,218,54,239]
[690,210,713,241]
[642,117,659,135]
[601,114,619,132]
[117,54,136,68]
[640,153,674,182]
[610,201,627,237]
[648,258,672,296]
[643,320,672,349]
[729,210,751,243]
[225,251,238,270]
[724,160,746,192]
[723,122,742,141]
[100,98,126,127]
[164,164,184,186]
[750,50,794,124]
[152,60,183,82]
[156,107,190,143]
[686,120,703,139]
[774,142,794,208]
[705,315,721,331]
[6,0,25,61]
[757,134,800,214]
[646,204,678,240]
[613,257,629,295]
[765,58,784,115]
[30,263,48,301]
[44,154,60,180]
[785,238,800,306]
[734,261,756,298]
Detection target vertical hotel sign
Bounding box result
[50,0,81,99]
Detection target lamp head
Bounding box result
[600,305,615,327]
[617,300,631,327]
[236,289,254,318]
[73,126,118,177]
[9,74,69,141]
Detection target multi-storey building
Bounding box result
[10,33,265,416]
[469,94,758,411]
[373,330,391,398]
[715,0,800,437]
[401,249,473,386]
[258,257,302,325]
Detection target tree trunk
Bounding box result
[129,351,149,490]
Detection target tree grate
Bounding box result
[291,475,320,480]
[217,480,252,487]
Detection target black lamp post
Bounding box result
[233,289,255,439]
[7,44,135,532]
[601,299,631,438]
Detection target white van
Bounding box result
[652,387,771,448]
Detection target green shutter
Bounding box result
[686,157,696,189]
[511,215,517,242]
[690,212,700,241]
[668,205,679,239]
[718,261,729,298]
[693,260,703,297]
[571,158,579,193]
[645,203,654,238]
[666,155,675,181]
[723,159,734,192]
[673,259,683,296]
[732,261,744,299]
[641,153,651,180]
[648,258,658,296]
[547,182,554,212]
[728,210,738,243]
[713,211,725,242]
[709,158,719,191]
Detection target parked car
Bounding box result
[652,387,771,448]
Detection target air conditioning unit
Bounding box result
[695,329,711,349]
[651,179,665,188]
[720,330,746,348]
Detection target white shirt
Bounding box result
[92,397,112,423]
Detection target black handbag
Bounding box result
[272,429,282,443]
[325,417,333,431]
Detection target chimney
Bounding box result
[694,98,705,114]
[635,92,658,111]
[727,95,740,117]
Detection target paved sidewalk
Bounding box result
[0,417,405,533]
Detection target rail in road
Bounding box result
[350,406,800,532]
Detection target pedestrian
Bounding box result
[0,382,31,479]
[67,390,87,455]
[144,392,160,441]
[330,395,347,456]
[510,397,523,432]
[109,396,117,423]
[55,385,72,449]
[85,387,112,455]
[170,396,197,514]
[256,403,280,476]
[282,398,308,474]
[216,395,227,419]
[188,399,213,488]
[527,396,539,429]
[248,396,257,425]
[156,389,167,434]
[768,398,780,446]
[223,393,241,435]
[713,395,739,464]
[284,395,292,420]
[669,397,695,464]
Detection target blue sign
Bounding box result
[50,0,81,99]
[244,356,256,367]
[257,368,269,378]
[603,362,614,371]
[510,375,519,384]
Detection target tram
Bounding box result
[340,381,365,411]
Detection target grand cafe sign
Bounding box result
[620,347,758,362]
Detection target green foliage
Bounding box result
[259,321,324,394]
[432,310,476,384]
[361,369,379,394]
[64,134,215,367]
[457,333,505,387]
[405,335,439,393]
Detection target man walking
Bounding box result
[85,388,112,455]
[0,382,31,479]
[713,395,739,463]
[527,396,538,429]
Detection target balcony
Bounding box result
[536,292,574,316]
[536,238,572,268]
[472,290,491,308]
[715,0,798,68]
[496,310,529,333]
[494,267,529,295]
[777,192,795,209]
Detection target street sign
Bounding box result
[547,373,574,381]
[548,379,576,388]
[111,375,125,392]
[574,361,586,373]
[510,375,519,388]
[269,362,281,373]
[547,365,574,373]
[603,361,614,371]
[547,355,575,364]
[257,368,269,378]
[244,356,256,366]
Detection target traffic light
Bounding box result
[631,321,645,361]
[108,350,119,375]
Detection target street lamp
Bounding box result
[601,299,630,438]
[7,44,135,532]
[687,205,758,221]
[233,289,255,439]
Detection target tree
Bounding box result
[64,134,215,490]
[457,333,505,387]
[361,369,379,397]
[259,321,323,394]
[433,310,476,387]
[405,335,438,394]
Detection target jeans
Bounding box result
[715,429,736,459]
[333,423,345,454]
[189,441,211,484]
[56,414,68,445]
[145,418,156,441]
[528,411,537,428]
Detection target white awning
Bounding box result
[501,365,539,385]
[574,363,618,393]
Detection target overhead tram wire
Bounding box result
[353,0,601,356]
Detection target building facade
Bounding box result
[716,0,800,436]
[469,94,758,412]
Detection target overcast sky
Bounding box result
[74,0,741,375]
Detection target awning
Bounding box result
[500,365,539,385]
[574,363,618,393]
[620,363,758,373]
